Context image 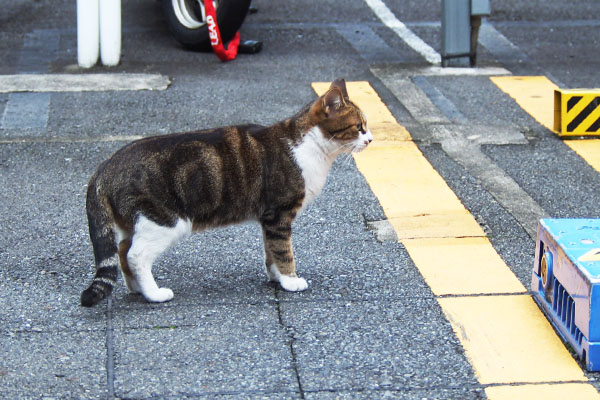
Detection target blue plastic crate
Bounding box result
[532,219,600,371]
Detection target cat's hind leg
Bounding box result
[113,225,142,294]
[117,237,141,294]
[127,215,192,303]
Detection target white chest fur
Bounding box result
[291,126,337,210]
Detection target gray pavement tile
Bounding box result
[0,277,105,331]
[146,393,301,400]
[0,330,107,399]
[282,239,431,302]
[425,76,540,130]
[111,296,279,330]
[112,304,299,398]
[304,387,485,399]
[493,24,600,88]
[280,300,479,393]
[0,94,6,119]
[0,142,111,328]
[482,139,600,220]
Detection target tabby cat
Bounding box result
[81,79,373,307]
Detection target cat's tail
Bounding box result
[80,179,119,307]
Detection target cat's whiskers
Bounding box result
[337,141,356,152]
[340,149,356,168]
[332,142,358,167]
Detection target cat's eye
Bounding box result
[356,124,363,132]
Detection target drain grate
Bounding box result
[552,278,584,348]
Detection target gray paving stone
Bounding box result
[0,331,107,399]
[112,304,298,398]
[280,299,479,393]
[304,387,486,399]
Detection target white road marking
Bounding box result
[363,0,441,64]
[0,73,171,93]
[0,135,145,144]
[411,65,511,76]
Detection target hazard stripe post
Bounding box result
[554,88,600,136]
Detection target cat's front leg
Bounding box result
[261,221,308,292]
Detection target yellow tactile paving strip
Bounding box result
[486,383,600,400]
[312,81,600,399]
[440,295,586,384]
[491,76,600,174]
[402,237,524,296]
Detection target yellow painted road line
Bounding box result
[491,76,600,173]
[567,139,600,173]
[402,237,525,295]
[313,81,599,396]
[440,295,585,384]
[353,143,486,238]
[486,383,600,400]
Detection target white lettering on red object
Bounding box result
[207,15,219,46]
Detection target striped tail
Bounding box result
[81,180,119,307]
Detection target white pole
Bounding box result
[77,0,100,68]
[99,0,121,67]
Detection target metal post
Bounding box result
[441,0,491,67]
[441,0,471,67]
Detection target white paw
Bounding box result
[143,287,174,303]
[279,276,308,292]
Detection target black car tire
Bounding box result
[162,0,251,51]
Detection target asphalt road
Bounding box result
[1,0,600,398]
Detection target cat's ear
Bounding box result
[330,78,349,101]
[309,83,347,121]
[321,87,346,117]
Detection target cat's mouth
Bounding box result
[351,142,370,153]
[352,136,373,153]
